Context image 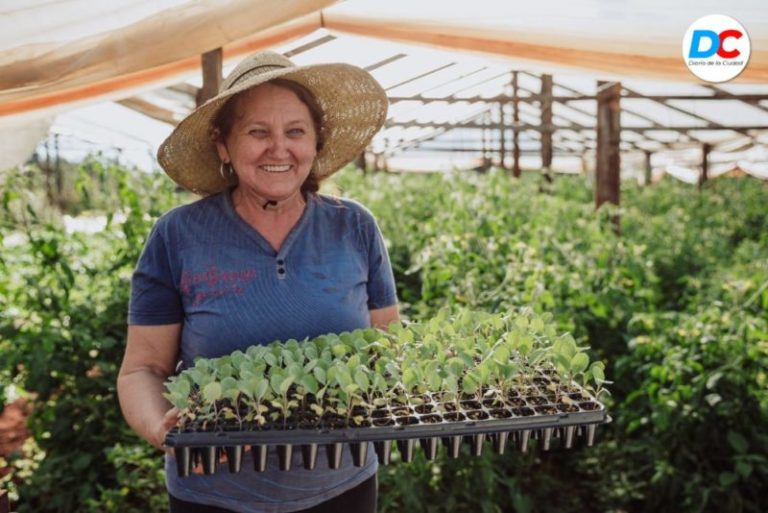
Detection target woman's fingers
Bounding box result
[157,407,181,453]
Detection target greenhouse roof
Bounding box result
[1,0,767,180]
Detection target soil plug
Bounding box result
[586,424,597,446]
[326,443,343,469]
[302,444,318,470]
[491,432,509,455]
[564,426,576,448]
[519,430,531,453]
[420,437,439,460]
[201,446,218,475]
[374,440,392,465]
[252,445,268,472]
[397,438,416,462]
[470,433,485,456]
[542,428,554,451]
[277,444,293,471]
[175,447,191,477]
[225,446,243,473]
[350,442,369,467]
[444,435,462,458]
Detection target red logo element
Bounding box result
[180,265,257,306]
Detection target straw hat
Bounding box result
[158,51,388,195]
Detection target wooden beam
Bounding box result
[388,93,768,104]
[384,121,768,132]
[197,48,223,107]
[402,146,587,156]
[385,62,456,91]
[700,143,711,189]
[644,150,653,186]
[117,97,178,125]
[540,74,553,175]
[595,81,621,216]
[364,53,408,72]
[512,71,521,177]
[284,34,337,57]
[499,100,506,170]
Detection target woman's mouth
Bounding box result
[260,164,293,174]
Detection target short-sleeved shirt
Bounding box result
[128,190,398,513]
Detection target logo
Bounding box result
[682,15,750,82]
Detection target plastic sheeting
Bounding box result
[1,0,766,173]
[0,0,333,117]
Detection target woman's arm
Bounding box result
[370,304,400,330]
[117,323,182,450]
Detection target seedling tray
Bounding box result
[165,384,609,477]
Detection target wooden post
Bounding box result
[197,48,223,107]
[355,152,367,173]
[699,143,711,188]
[540,74,553,183]
[54,132,64,209]
[595,81,622,219]
[644,150,653,185]
[512,71,521,177]
[499,101,506,170]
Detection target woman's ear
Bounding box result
[214,132,230,163]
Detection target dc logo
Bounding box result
[688,29,743,59]
[682,15,750,82]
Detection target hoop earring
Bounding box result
[219,162,233,180]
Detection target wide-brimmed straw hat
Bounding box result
[158,51,388,195]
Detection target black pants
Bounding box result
[168,475,377,513]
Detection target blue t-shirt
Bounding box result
[128,191,397,513]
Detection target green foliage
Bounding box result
[0,162,183,512]
[2,161,767,512]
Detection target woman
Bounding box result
[117,51,399,513]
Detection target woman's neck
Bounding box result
[231,187,307,251]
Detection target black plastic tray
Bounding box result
[165,387,609,477]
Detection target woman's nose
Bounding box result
[267,134,289,156]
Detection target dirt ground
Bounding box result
[0,399,30,479]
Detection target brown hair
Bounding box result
[211,79,325,196]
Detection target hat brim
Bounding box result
[158,62,388,195]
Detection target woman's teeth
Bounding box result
[261,165,292,173]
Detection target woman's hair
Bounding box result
[211,79,326,196]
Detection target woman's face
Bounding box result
[216,83,317,202]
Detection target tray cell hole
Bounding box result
[579,401,601,411]
[466,410,489,421]
[414,404,434,414]
[443,412,466,422]
[396,416,419,426]
[489,408,512,419]
[512,407,535,417]
[534,405,558,415]
[526,395,548,406]
[460,400,483,410]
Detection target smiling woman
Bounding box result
[117,51,398,513]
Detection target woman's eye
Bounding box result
[288,128,305,136]
[249,129,268,137]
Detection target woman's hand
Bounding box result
[117,324,182,453]
[153,407,181,452]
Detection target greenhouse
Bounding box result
[1,1,767,513]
